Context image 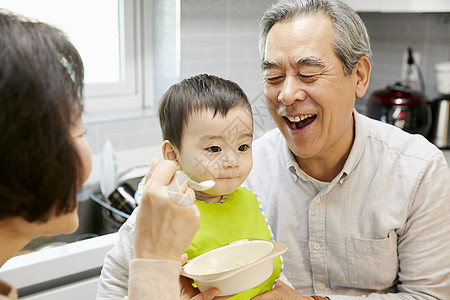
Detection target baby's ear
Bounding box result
[161,140,180,166]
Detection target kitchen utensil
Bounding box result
[100,140,118,199]
[166,170,216,192]
[167,171,215,206]
[108,183,137,215]
[135,170,215,207]
[428,96,450,148]
[186,174,215,191]
[435,61,450,95]
[181,239,287,296]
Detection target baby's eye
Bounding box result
[238,144,250,152]
[207,146,221,153]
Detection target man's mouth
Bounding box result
[285,114,316,129]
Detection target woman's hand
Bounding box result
[179,253,228,300]
[134,159,201,261]
[133,159,225,299]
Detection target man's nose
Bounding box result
[279,76,307,105]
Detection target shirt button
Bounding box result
[314,197,321,203]
[318,282,326,290]
[313,242,321,250]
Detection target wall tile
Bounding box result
[87,2,450,159]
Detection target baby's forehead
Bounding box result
[183,109,222,132]
[186,107,216,119]
[183,106,252,135]
[184,108,221,123]
[186,105,251,118]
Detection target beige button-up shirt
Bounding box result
[245,111,450,299]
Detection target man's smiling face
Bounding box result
[262,14,359,167]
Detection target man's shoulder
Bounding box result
[361,113,442,161]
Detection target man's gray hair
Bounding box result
[259,0,372,75]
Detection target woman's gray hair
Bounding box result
[259,0,372,75]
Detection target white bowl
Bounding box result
[181,239,288,296]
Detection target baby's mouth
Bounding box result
[285,114,316,129]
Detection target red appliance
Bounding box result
[366,82,431,136]
[366,47,432,137]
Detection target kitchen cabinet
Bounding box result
[21,278,98,300]
[0,233,117,300]
[342,0,450,12]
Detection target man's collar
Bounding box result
[340,109,368,181]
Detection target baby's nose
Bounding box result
[222,154,239,168]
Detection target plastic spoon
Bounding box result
[168,170,215,192]
[136,170,216,207]
[167,171,215,206]
[187,177,215,191]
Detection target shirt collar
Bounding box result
[340,109,368,183]
[283,139,303,182]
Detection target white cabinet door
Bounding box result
[341,0,382,12]
[21,277,99,300]
[381,0,450,12]
[342,0,450,12]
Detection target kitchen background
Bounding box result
[83,0,450,191]
[2,2,450,299]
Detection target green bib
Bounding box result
[185,187,283,299]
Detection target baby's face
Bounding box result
[177,107,253,199]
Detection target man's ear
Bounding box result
[161,140,180,166]
[354,56,371,99]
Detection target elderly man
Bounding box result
[246,0,450,299]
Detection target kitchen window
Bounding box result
[0,0,180,113]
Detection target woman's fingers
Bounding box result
[143,160,177,197]
[143,158,161,184]
[134,159,200,261]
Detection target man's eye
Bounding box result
[298,74,318,82]
[238,144,250,152]
[264,76,283,84]
[207,146,221,153]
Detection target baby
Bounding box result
[97,74,285,299]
